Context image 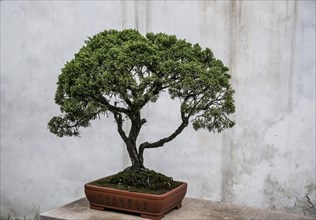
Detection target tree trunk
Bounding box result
[126,140,144,170]
[113,111,144,171]
[126,111,144,171]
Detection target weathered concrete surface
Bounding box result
[1,1,315,219]
[40,197,312,220]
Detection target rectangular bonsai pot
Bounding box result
[84,176,187,219]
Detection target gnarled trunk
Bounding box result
[126,140,144,170]
[126,111,145,171]
[116,108,188,171]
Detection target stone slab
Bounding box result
[40,197,313,220]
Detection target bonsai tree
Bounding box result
[48,29,235,189]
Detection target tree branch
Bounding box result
[139,81,168,108]
[66,109,103,128]
[94,95,130,115]
[138,111,189,162]
[182,87,226,117]
[113,112,128,143]
[128,112,142,142]
[137,86,222,160]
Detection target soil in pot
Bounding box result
[93,167,181,195]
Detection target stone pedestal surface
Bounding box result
[40,197,313,220]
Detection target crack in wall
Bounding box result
[294,194,316,217]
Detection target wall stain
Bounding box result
[287,1,298,112]
[221,0,240,203]
[263,174,316,218]
[199,0,212,43]
[228,0,238,78]
[305,183,316,194]
[263,174,291,210]
[294,194,316,217]
[121,0,127,29]
[134,0,139,30]
[145,0,151,32]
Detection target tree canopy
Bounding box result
[48,29,235,169]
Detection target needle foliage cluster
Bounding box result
[48,29,235,139]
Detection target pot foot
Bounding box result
[90,204,105,211]
[140,213,164,220]
[176,202,182,209]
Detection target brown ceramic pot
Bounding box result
[85,176,187,220]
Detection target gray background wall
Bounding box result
[1,1,315,218]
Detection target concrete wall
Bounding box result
[1,1,315,218]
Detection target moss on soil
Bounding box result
[93,167,181,195]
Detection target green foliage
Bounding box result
[48,29,235,137]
